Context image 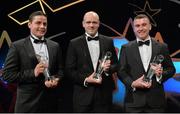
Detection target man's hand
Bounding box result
[85,72,102,84]
[44,77,60,88]
[131,75,152,89]
[34,63,48,77]
[151,63,163,77]
[101,60,111,72]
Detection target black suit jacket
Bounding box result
[65,34,118,106]
[118,38,175,109]
[2,36,64,112]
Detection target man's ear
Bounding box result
[28,22,31,29]
[149,24,152,30]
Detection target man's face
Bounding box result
[28,15,47,39]
[133,17,151,40]
[82,13,100,37]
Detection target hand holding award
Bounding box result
[36,53,51,81]
[93,51,112,80]
[143,55,164,82]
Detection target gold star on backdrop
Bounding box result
[129,0,161,27]
[8,0,85,25]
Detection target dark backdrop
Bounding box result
[0,0,179,112]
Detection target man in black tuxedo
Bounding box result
[2,11,64,112]
[118,14,175,112]
[65,11,118,112]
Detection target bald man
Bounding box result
[65,11,118,112]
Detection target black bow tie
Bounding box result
[87,36,99,41]
[138,40,150,46]
[31,36,46,44]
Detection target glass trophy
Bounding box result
[93,51,112,80]
[36,52,51,81]
[143,55,164,82]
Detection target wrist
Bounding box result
[131,81,136,92]
[84,77,89,87]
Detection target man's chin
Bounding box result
[88,32,96,36]
[37,34,45,38]
[138,35,148,40]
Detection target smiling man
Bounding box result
[2,11,64,113]
[65,11,118,112]
[117,14,175,113]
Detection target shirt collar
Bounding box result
[85,32,99,38]
[30,33,45,40]
[136,36,151,42]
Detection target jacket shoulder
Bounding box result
[69,35,85,46]
[99,34,112,40]
[122,40,136,47]
[12,37,28,47]
[151,38,168,48]
[46,39,59,46]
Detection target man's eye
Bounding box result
[86,21,98,24]
[92,22,98,24]
[135,25,140,27]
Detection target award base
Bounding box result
[143,77,151,82]
[93,73,101,80]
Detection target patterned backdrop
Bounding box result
[0,0,179,112]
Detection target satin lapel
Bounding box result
[46,39,53,69]
[150,39,160,63]
[80,36,94,70]
[24,37,38,64]
[98,35,105,60]
[97,35,109,72]
[146,39,160,72]
[131,41,146,72]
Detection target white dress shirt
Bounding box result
[30,34,49,64]
[137,36,152,72]
[83,33,100,87]
[137,36,162,83]
[86,33,100,71]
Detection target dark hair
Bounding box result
[28,11,47,22]
[134,14,150,21]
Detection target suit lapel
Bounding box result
[24,36,53,69]
[150,38,160,63]
[130,39,160,73]
[94,34,107,71]
[131,41,146,72]
[80,36,94,71]
[24,37,38,64]
[99,35,105,59]
[144,38,160,73]
[46,39,53,69]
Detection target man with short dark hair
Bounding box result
[118,14,175,112]
[2,11,64,112]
